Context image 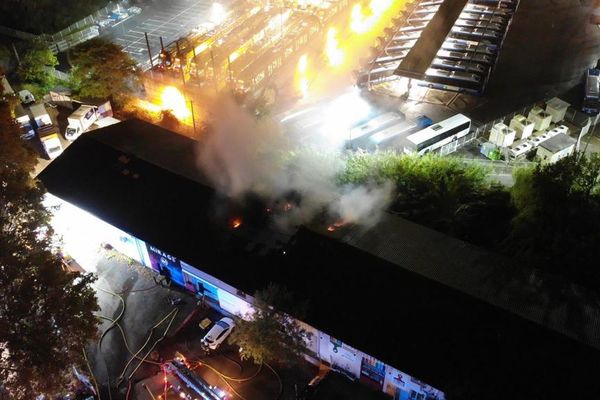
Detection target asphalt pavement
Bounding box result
[102,0,233,69]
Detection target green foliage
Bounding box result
[340,152,495,232]
[228,283,309,365]
[0,102,100,398]
[70,38,141,106]
[506,154,600,287]
[17,38,57,87]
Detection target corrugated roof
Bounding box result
[39,119,600,399]
[394,0,469,79]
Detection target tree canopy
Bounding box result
[17,38,58,88]
[70,38,141,106]
[228,283,309,365]
[506,154,600,287]
[0,101,100,398]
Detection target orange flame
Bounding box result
[231,218,242,228]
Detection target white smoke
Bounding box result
[196,95,393,230]
[330,182,395,229]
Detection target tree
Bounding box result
[507,154,600,287]
[0,101,100,399]
[70,38,141,106]
[17,38,57,87]
[228,283,309,365]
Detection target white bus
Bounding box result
[404,114,471,155]
[347,112,403,149]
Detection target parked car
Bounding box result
[201,317,235,350]
[18,89,35,105]
[128,6,142,15]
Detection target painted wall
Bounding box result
[49,196,445,400]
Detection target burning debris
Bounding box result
[195,96,393,234]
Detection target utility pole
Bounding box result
[176,40,186,88]
[144,32,153,69]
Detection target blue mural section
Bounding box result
[146,245,185,287]
[181,261,220,302]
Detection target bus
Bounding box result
[583,68,600,114]
[404,114,471,155]
[442,39,496,56]
[347,112,404,149]
[385,40,417,54]
[356,64,398,87]
[436,49,493,64]
[430,58,487,75]
[454,19,503,32]
[451,26,501,42]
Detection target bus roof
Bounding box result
[406,114,470,145]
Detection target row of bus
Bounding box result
[347,111,472,156]
[356,0,520,94]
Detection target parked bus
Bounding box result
[367,116,432,150]
[431,58,487,75]
[404,114,471,155]
[347,112,404,149]
[385,39,417,53]
[356,64,398,86]
[373,51,408,65]
[436,49,493,64]
[454,19,503,32]
[460,11,507,25]
[424,68,483,93]
[442,39,496,56]
[451,26,501,41]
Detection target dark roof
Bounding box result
[539,133,576,153]
[39,119,600,399]
[394,0,468,79]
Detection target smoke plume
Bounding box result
[196,95,393,230]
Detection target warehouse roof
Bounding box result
[539,133,576,153]
[394,0,468,79]
[39,119,600,400]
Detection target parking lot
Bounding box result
[102,0,232,69]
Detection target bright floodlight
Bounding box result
[320,89,371,148]
[211,2,227,24]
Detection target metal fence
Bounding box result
[47,2,126,53]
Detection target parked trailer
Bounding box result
[30,103,52,128]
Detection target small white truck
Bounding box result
[65,100,113,140]
[14,104,35,140]
[65,105,98,140]
[38,125,63,159]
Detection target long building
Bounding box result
[40,119,600,400]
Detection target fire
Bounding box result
[160,86,190,121]
[327,220,346,232]
[326,28,344,67]
[350,4,368,34]
[296,54,310,99]
[231,218,242,229]
[350,0,394,34]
